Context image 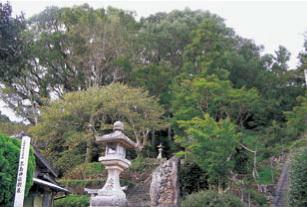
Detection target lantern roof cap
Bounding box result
[96,121,136,148]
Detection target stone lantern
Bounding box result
[85,121,136,207]
[157,143,163,159]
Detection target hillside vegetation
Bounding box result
[1,2,307,206]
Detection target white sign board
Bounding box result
[13,136,31,207]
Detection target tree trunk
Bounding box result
[151,130,155,145]
[168,125,172,140]
[252,148,259,182]
[85,137,94,163]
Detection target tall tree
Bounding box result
[175,114,240,192]
[182,18,272,92]
[272,45,291,73]
[0,4,138,124]
[0,2,26,83]
[298,35,307,71]
[129,9,225,113]
[29,83,165,174]
[137,9,223,66]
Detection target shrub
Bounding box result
[0,133,35,207]
[129,157,160,174]
[288,147,307,207]
[54,194,90,207]
[259,167,273,185]
[64,162,105,179]
[291,138,307,149]
[248,189,267,207]
[52,149,85,176]
[179,161,208,196]
[0,122,28,136]
[181,190,245,207]
[130,157,146,172]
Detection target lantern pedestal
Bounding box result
[90,165,127,207]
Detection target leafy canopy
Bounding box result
[30,83,165,174]
[171,75,260,128]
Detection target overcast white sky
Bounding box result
[2,0,307,122]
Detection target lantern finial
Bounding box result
[113,121,124,131]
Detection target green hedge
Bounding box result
[59,179,106,189]
[59,178,134,190]
[0,133,35,207]
[181,190,245,207]
[54,194,90,207]
[289,148,307,207]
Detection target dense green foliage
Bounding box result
[1,2,307,205]
[286,95,307,137]
[0,133,35,207]
[181,190,245,207]
[54,194,90,207]
[289,148,307,207]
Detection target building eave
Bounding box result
[33,147,59,178]
[33,178,70,193]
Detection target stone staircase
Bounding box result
[127,176,152,207]
[271,160,290,207]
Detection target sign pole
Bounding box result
[13,136,31,207]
